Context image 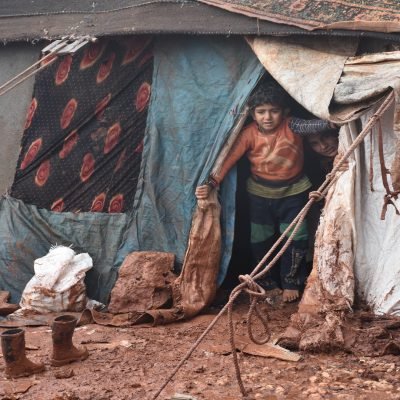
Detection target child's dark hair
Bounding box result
[248,81,289,111]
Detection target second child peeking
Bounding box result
[195,81,337,303]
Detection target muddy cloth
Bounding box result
[108,251,177,314]
[11,37,153,213]
[141,190,222,325]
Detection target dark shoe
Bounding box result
[50,315,89,367]
[1,328,45,378]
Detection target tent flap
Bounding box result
[247,36,358,120]
[116,36,264,285]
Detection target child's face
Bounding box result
[252,103,285,134]
[307,133,338,158]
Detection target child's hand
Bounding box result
[195,185,211,199]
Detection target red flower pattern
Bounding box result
[90,192,106,212]
[104,122,121,154]
[59,130,78,159]
[80,42,105,70]
[95,93,112,120]
[24,98,38,130]
[55,55,72,85]
[121,37,152,66]
[114,149,127,172]
[108,194,124,213]
[60,99,78,129]
[135,82,151,112]
[96,53,115,84]
[51,198,65,212]
[35,160,51,187]
[13,40,150,214]
[21,138,42,170]
[80,153,95,182]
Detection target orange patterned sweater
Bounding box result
[214,119,304,184]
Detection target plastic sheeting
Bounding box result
[354,104,400,315]
[0,196,128,304]
[116,36,264,284]
[0,37,263,304]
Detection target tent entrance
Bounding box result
[220,91,330,291]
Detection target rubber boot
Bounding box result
[50,315,89,366]
[1,328,45,378]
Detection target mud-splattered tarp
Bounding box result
[198,0,400,32]
[249,35,400,350]
[116,36,264,284]
[0,196,128,304]
[0,37,263,305]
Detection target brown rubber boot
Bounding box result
[50,315,89,366]
[1,328,45,378]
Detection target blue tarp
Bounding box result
[0,36,263,303]
[0,196,128,303]
[115,36,263,284]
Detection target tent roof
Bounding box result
[197,0,400,33]
[1,0,399,43]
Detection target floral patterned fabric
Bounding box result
[11,37,153,213]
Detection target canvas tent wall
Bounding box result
[0,0,400,326]
[0,34,264,306]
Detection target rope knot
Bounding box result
[309,190,324,202]
[238,274,266,298]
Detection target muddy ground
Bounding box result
[1,297,400,400]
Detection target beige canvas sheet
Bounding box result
[248,36,400,348]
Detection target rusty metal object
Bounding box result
[50,315,88,366]
[1,328,45,378]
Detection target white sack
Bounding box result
[19,246,93,313]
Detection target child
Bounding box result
[195,81,337,302]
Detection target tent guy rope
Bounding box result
[0,37,93,98]
[151,90,395,400]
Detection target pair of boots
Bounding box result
[1,315,88,379]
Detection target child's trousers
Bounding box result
[248,191,309,290]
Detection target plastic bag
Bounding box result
[19,246,93,313]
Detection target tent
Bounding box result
[0,0,400,343]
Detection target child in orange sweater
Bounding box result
[196,82,337,302]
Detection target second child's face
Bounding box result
[307,133,338,158]
[252,103,285,134]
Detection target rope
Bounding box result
[0,39,72,97]
[151,90,395,400]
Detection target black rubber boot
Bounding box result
[1,328,45,378]
[50,315,89,366]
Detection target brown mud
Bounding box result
[1,298,400,400]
